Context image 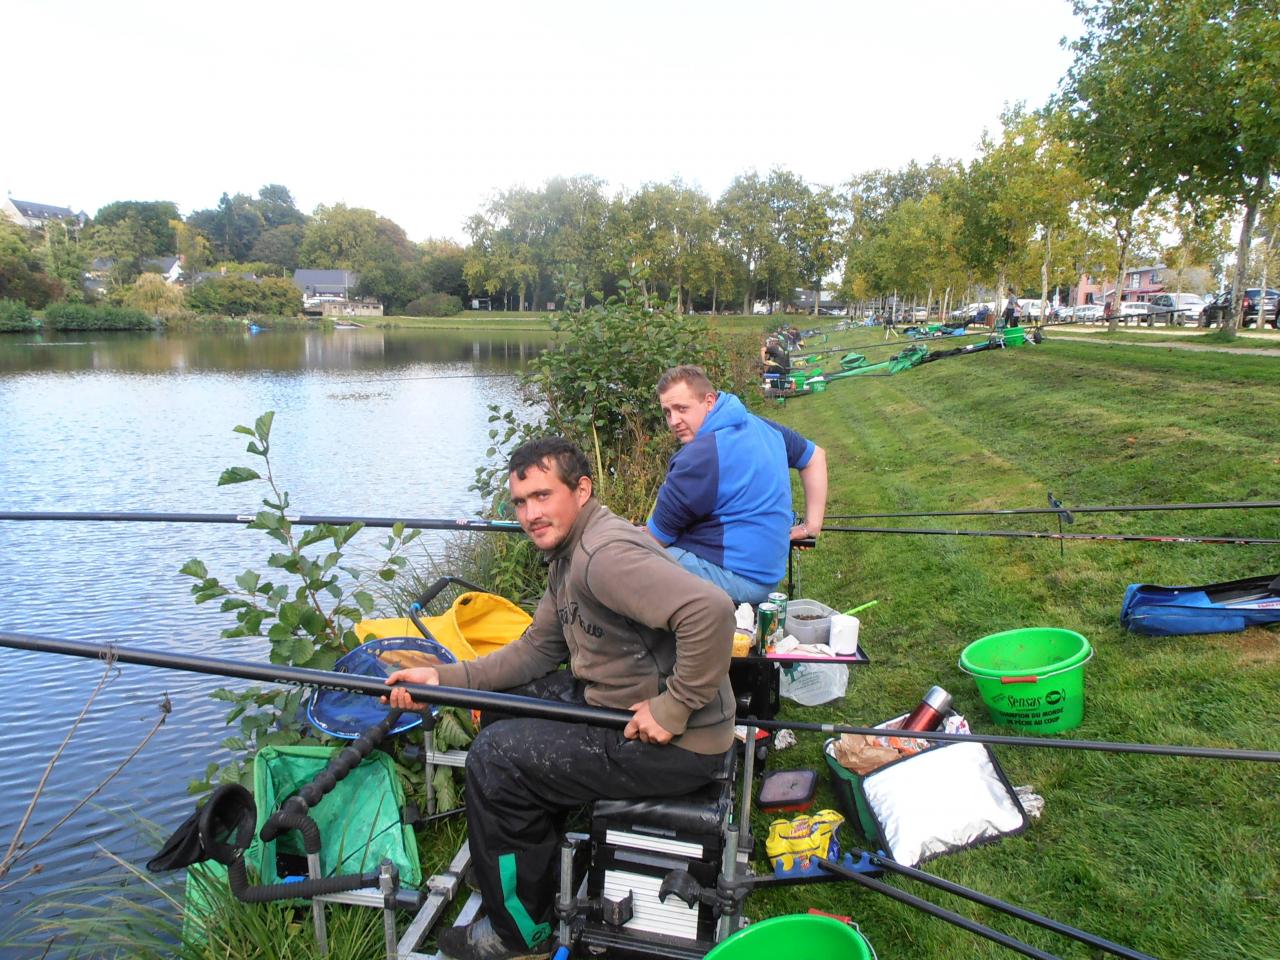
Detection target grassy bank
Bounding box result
[1052,328,1280,349]
[753,336,1279,958]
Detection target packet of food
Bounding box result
[831,733,901,775]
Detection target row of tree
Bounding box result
[2,1,1276,332]
[0,186,471,315]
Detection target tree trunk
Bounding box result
[743,271,752,317]
[1260,230,1274,330]
[1227,192,1260,336]
[1040,228,1051,326]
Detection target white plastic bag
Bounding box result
[779,661,849,705]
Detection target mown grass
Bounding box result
[750,336,1280,958]
[1051,328,1280,349]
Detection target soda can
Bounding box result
[767,592,788,634]
[756,602,780,655]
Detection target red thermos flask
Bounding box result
[900,686,952,732]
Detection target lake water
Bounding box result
[0,326,545,951]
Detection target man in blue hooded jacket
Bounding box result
[648,365,827,604]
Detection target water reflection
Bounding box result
[0,327,546,375]
[0,327,547,951]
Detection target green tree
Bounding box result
[418,238,469,299]
[188,193,266,262]
[39,220,88,302]
[123,272,186,318]
[1061,0,1280,334]
[299,203,419,310]
[172,219,212,276]
[0,220,61,306]
[254,183,307,228]
[92,200,180,256]
[718,172,775,314]
[86,216,155,288]
[250,224,305,272]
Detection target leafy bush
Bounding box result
[188,275,301,317]
[477,279,743,521]
[43,302,154,330]
[0,298,36,332]
[404,292,464,316]
[122,273,187,319]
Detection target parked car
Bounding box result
[1118,301,1157,322]
[1068,304,1104,323]
[1201,288,1279,327]
[1148,292,1206,325]
[1016,298,1050,320]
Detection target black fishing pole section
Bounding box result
[0,510,523,533]
[820,525,1280,546]
[4,631,1279,764]
[826,499,1280,521]
[816,857,1062,960]
[853,849,1157,960]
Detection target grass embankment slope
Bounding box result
[757,336,1279,959]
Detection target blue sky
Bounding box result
[6,0,1083,242]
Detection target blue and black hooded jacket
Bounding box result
[647,391,815,586]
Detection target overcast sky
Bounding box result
[7,0,1083,243]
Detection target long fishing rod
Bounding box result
[4,512,1273,546]
[3,631,1278,763]
[816,858,1061,960]
[821,525,1280,546]
[826,499,1280,521]
[0,511,523,533]
[791,330,990,360]
[849,848,1156,960]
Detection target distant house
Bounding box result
[292,268,383,317]
[1075,264,1166,306]
[141,256,183,284]
[2,197,87,230]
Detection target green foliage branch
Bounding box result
[179,412,472,797]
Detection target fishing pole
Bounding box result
[2,631,1278,763]
[816,858,1062,960]
[820,525,1280,546]
[825,499,1280,521]
[848,848,1156,960]
[0,511,523,533]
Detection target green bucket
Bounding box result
[1003,326,1027,346]
[809,378,828,393]
[705,914,874,960]
[959,627,1093,733]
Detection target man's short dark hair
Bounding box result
[508,437,593,488]
[656,365,716,398]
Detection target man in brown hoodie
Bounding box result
[385,437,736,960]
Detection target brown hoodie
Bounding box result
[435,498,736,754]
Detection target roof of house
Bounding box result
[193,270,259,283]
[293,269,358,290]
[143,256,181,273]
[10,199,82,221]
